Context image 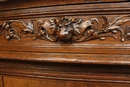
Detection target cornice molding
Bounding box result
[0,15,130,43]
[0,3,130,20]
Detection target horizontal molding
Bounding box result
[0,51,130,65]
[0,43,130,54]
[1,67,130,83]
[1,56,130,83]
[0,0,127,11]
[0,3,130,20]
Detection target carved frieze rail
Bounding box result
[0,16,130,42]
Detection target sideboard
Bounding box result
[0,0,130,87]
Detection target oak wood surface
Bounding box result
[0,76,3,87]
[0,2,130,21]
[0,0,127,11]
[0,15,130,56]
[0,51,130,65]
[3,76,130,87]
[1,60,130,84]
[0,0,130,87]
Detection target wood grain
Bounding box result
[3,76,130,87]
[1,60,130,84]
[0,0,127,11]
[1,51,130,65]
[0,2,130,20]
[0,76,3,87]
[0,0,130,87]
[0,15,130,56]
[0,16,130,42]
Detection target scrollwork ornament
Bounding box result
[0,15,130,43]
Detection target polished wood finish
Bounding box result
[1,51,130,65]
[0,2,130,20]
[0,0,127,11]
[3,76,130,87]
[1,60,130,84]
[0,16,130,42]
[0,76,3,87]
[0,0,130,87]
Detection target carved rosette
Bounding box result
[0,15,130,42]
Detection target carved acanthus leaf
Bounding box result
[0,15,130,43]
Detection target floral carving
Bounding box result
[0,20,34,40]
[0,15,130,42]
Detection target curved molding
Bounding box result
[0,15,130,42]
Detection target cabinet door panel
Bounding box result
[3,76,130,87]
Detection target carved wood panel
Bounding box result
[0,15,130,43]
[0,1,130,87]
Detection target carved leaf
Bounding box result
[0,15,130,42]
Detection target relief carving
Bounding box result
[0,15,130,42]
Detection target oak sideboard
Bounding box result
[0,0,130,87]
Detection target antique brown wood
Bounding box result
[0,0,130,87]
[0,0,127,11]
[3,76,130,87]
[0,76,3,87]
[0,16,130,42]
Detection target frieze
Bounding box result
[0,16,130,42]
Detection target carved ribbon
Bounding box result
[0,16,130,42]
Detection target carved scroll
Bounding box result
[0,15,130,42]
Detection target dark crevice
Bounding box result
[1,76,4,87]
